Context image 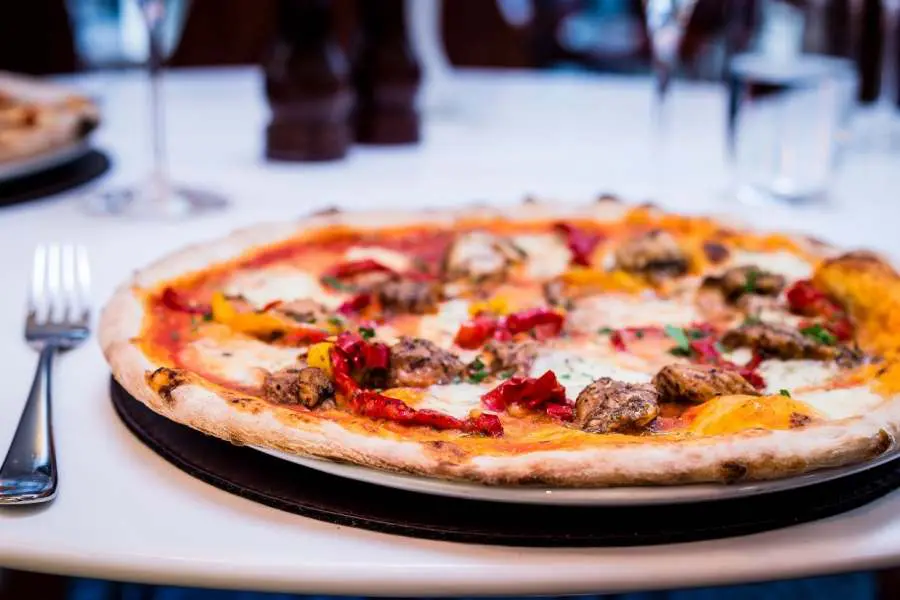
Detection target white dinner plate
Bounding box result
[0,139,91,183]
[253,445,900,506]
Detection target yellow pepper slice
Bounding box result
[468,295,511,316]
[210,292,288,337]
[561,267,645,292]
[307,342,334,376]
[210,292,237,322]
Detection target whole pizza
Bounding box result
[99,198,900,486]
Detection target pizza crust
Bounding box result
[99,200,900,486]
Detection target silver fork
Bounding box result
[0,244,91,505]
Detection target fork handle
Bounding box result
[0,345,58,504]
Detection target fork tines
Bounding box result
[29,244,91,326]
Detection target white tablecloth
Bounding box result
[0,67,899,595]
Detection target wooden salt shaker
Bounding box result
[353,0,423,145]
[264,0,354,161]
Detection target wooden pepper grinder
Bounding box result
[264,0,354,161]
[353,0,423,145]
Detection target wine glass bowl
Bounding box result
[77,0,229,218]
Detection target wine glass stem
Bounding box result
[145,7,169,198]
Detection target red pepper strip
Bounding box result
[826,317,854,342]
[786,280,840,318]
[261,300,282,312]
[337,293,371,316]
[279,326,330,345]
[454,316,499,349]
[160,287,210,315]
[554,222,604,266]
[688,338,766,390]
[329,346,359,396]
[332,331,390,384]
[545,403,575,421]
[607,326,666,352]
[504,308,564,337]
[454,308,566,349]
[481,370,572,419]
[323,259,394,280]
[351,391,503,437]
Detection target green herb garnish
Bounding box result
[321,276,350,291]
[800,324,836,346]
[597,327,614,336]
[779,389,792,397]
[688,328,707,339]
[202,312,214,322]
[664,324,691,356]
[468,357,489,383]
[634,329,645,340]
[328,316,345,328]
[359,326,376,340]
[744,268,759,293]
[742,315,762,327]
[499,369,515,380]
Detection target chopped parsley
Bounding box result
[202,312,214,322]
[742,315,762,327]
[499,369,515,380]
[597,327,614,336]
[744,268,760,293]
[688,329,707,340]
[800,324,836,346]
[321,276,350,291]
[328,316,345,328]
[468,357,489,383]
[779,389,792,397]
[359,326,376,340]
[634,329,645,340]
[664,325,692,357]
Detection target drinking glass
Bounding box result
[83,0,229,218]
[854,0,900,152]
[727,52,857,205]
[642,0,700,194]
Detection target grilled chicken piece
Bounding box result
[721,323,841,361]
[652,364,758,404]
[373,278,441,315]
[614,230,689,278]
[574,378,659,434]
[263,366,334,408]
[476,340,538,378]
[703,265,786,303]
[444,231,524,282]
[387,337,465,387]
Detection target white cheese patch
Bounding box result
[225,267,342,310]
[420,383,486,419]
[417,299,471,346]
[797,386,885,420]
[512,233,572,280]
[730,250,813,282]
[180,338,303,387]
[344,246,411,273]
[757,359,839,394]
[530,349,650,398]
[569,294,700,332]
[446,231,511,278]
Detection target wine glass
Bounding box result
[83,0,229,218]
[642,0,700,196]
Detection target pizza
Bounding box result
[99,198,900,486]
[0,72,99,164]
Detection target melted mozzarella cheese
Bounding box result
[344,246,411,273]
[530,350,650,398]
[730,250,813,281]
[757,359,839,394]
[420,383,485,419]
[797,386,885,420]
[225,267,342,309]
[569,294,700,332]
[512,233,572,280]
[180,338,303,387]
[416,299,471,346]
